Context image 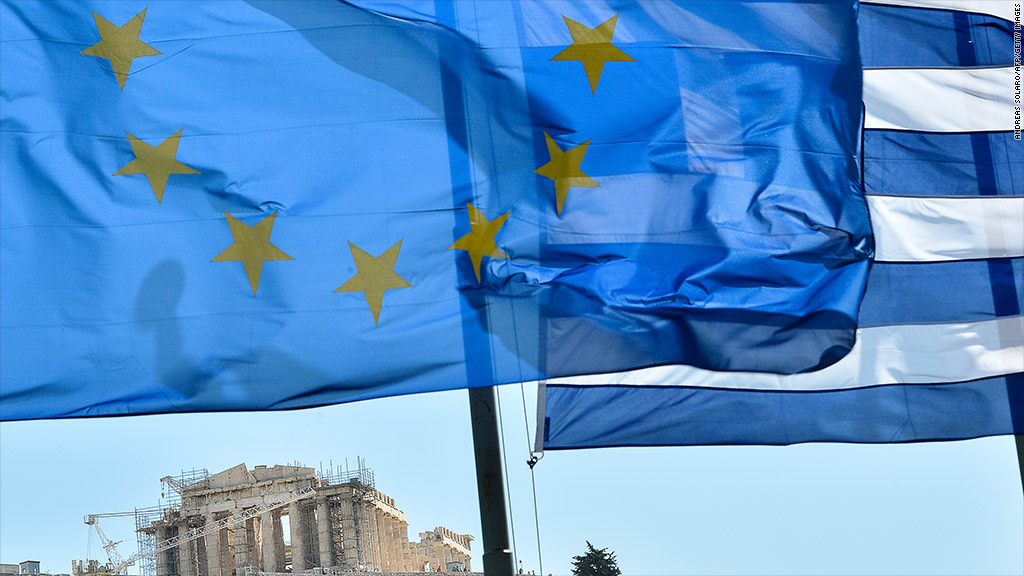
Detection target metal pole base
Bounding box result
[481,549,515,576]
[469,387,515,576]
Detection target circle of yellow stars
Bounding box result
[84,8,634,322]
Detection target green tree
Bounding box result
[571,541,622,576]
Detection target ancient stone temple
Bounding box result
[140,463,471,575]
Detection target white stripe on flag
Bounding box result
[864,66,1015,132]
[546,315,1024,391]
[869,195,1024,262]
[862,0,1016,21]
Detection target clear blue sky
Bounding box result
[1,383,1022,576]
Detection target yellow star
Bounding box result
[335,240,413,325]
[534,132,599,216]
[80,9,162,91]
[212,212,294,295]
[551,14,635,94]
[113,129,200,204]
[447,203,511,283]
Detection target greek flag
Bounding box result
[539,0,1024,448]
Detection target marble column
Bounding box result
[154,526,169,576]
[371,508,383,569]
[205,516,222,576]
[316,499,333,569]
[384,517,394,572]
[378,511,391,571]
[178,527,196,576]
[234,517,249,570]
[391,517,403,572]
[219,520,233,574]
[273,511,286,571]
[399,523,412,572]
[390,518,403,572]
[306,505,320,568]
[261,511,278,571]
[289,502,307,572]
[338,500,357,568]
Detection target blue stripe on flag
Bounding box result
[864,131,1023,197]
[859,2,1014,68]
[542,376,1021,447]
[859,259,1024,327]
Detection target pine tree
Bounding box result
[570,541,622,576]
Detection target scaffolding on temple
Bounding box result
[114,460,473,575]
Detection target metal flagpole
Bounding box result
[468,386,516,576]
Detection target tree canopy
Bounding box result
[571,541,622,576]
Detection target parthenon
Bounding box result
[140,463,472,575]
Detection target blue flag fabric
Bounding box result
[1,1,869,420]
[539,0,1024,448]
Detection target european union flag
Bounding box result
[0,1,870,420]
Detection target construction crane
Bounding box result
[160,473,208,496]
[85,485,316,575]
[84,512,135,574]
